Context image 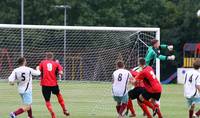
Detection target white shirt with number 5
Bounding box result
[8,66,41,94]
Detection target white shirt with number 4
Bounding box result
[112,69,132,97]
[8,66,41,94]
[184,69,200,98]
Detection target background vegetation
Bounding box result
[0,0,200,81]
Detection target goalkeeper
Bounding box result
[145,39,175,66]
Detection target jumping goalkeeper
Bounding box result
[145,39,175,66]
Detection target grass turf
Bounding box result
[0,81,191,118]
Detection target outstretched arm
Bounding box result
[30,66,41,76]
[157,55,167,61]
[159,44,168,50]
[159,44,173,51]
[154,47,175,61]
[158,55,175,61]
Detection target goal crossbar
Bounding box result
[0,24,159,32]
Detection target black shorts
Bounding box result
[42,85,60,101]
[128,87,146,100]
[142,90,161,101]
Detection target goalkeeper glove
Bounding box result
[168,45,173,51]
[167,55,175,60]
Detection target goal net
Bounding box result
[0,24,160,116]
[0,24,160,81]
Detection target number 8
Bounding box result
[118,73,122,81]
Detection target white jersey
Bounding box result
[8,66,41,93]
[112,69,132,96]
[184,69,200,98]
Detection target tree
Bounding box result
[0,0,200,81]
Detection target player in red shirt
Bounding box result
[133,58,163,118]
[126,58,153,118]
[39,52,69,118]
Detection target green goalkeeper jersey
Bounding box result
[145,44,168,66]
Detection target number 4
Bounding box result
[189,75,193,83]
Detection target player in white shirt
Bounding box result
[8,57,40,118]
[184,59,200,118]
[112,60,134,118]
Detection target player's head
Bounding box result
[138,58,146,67]
[17,57,26,66]
[193,59,200,70]
[151,39,160,48]
[46,52,54,60]
[116,60,125,69]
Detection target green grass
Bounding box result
[0,81,191,118]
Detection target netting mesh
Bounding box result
[0,26,157,81]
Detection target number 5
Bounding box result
[21,73,25,81]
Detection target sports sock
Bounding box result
[45,101,54,114]
[142,99,155,110]
[127,99,136,115]
[139,103,152,118]
[14,108,24,116]
[119,103,127,115]
[116,105,121,113]
[51,113,56,118]
[155,104,163,118]
[189,109,194,118]
[196,109,200,116]
[27,107,33,118]
[56,93,67,111]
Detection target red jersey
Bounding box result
[130,68,144,88]
[39,60,63,86]
[135,66,162,93]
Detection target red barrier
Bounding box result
[0,48,13,71]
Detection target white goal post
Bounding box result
[0,24,160,80]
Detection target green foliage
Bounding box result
[1,0,200,79]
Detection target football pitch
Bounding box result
[0,81,190,118]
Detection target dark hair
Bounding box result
[193,59,200,70]
[151,39,159,46]
[46,52,54,59]
[18,57,26,66]
[139,58,146,66]
[116,60,124,68]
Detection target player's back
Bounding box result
[112,69,132,97]
[184,69,200,98]
[39,60,62,86]
[130,66,144,87]
[141,66,162,93]
[8,66,40,93]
